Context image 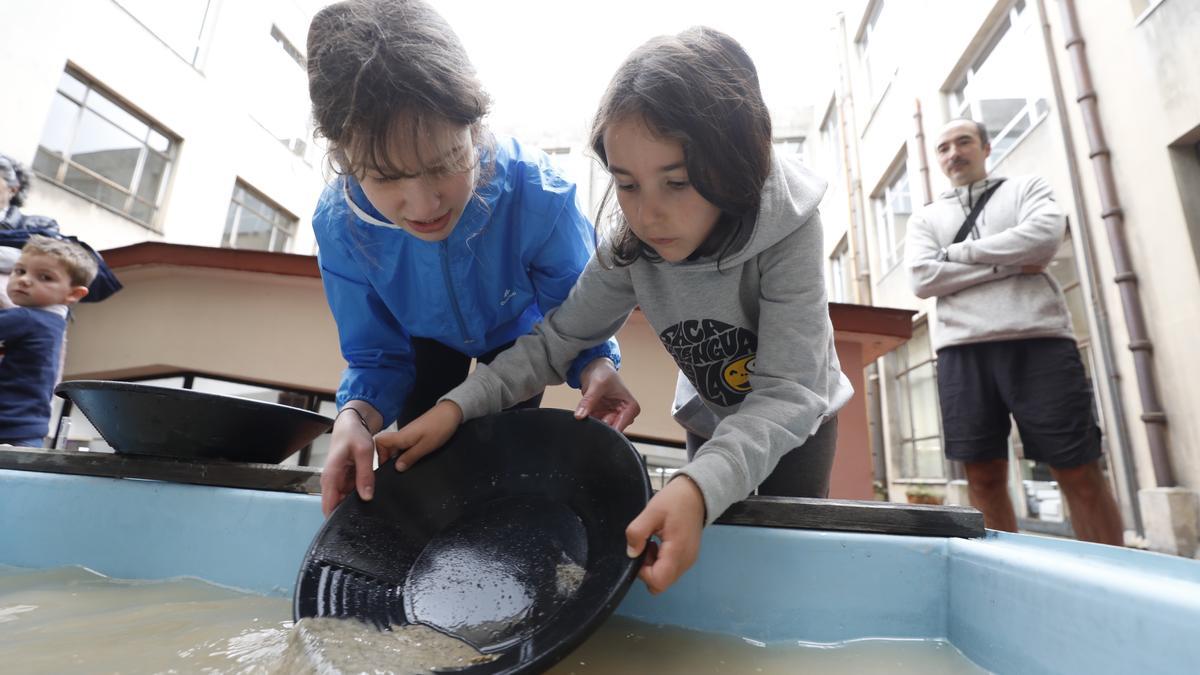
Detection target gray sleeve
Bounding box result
[443,254,638,421]
[906,211,1020,299]
[948,177,1065,267]
[676,213,848,525]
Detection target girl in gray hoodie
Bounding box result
[375,27,853,594]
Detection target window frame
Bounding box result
[872,158,912,273]
[829,235,852,303]
[1132,0,1168,24]
[772,136,807,165]
[948,0,1049,168]
[857,0,898,105]
[222,180,299,253]
[270,24,306,69]
[819,104,844,189]
[112,0,217,68]
[33,68,177,228]
[888,320,947,481]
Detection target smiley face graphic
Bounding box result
[722,355,756,393]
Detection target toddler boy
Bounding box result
[0,235,96,447]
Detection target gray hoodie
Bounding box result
[906,175,1075,351]
[444,152,853,524]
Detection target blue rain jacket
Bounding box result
[313,136,620,425]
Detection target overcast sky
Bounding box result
[418,1,842,142]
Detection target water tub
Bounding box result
[2,465,1198,674]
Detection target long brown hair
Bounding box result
[307,0,493,180]
[589,27,773,265]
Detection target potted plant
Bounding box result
[905,484,944,506]
[872,480,888,501]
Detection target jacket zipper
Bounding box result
[440,241,473,345]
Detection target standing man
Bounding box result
[905,118,1123,545]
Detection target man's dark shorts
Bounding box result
[936,337,1102,468]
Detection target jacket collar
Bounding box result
[939,175,1006,202]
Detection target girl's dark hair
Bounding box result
[307,0,492,179]
[589,27,773,265]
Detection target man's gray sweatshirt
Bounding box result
[443,152,854,524]
[905,175,1075,351]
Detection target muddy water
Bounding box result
[0,565,293,673]
[281,618,497,673]
[545,615,990,674]
[1,566,988,674]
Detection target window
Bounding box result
[541,146,571,169]
[1131,0,1167,22]
[858,0,899,103]
[246,22,317,163]
[1045,224,1097,399]
[222,181,298,252]
[829,236,853,303]
[773,136,807,165]
[872,161,911,272]
[33,70,176,226]
[949,0,1049,165]
[271,24,306,68]
[113,0,215,66]
[819,108,844,188]
[888,322,945,480]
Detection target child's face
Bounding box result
[603,115,721,263]
[6,253,88,308]
[355,120,477,243]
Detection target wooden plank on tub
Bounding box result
[714,495,986,538]
[0,447,322,494]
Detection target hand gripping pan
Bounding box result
[294,409,652,674]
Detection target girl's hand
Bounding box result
[374,400,464,472]
[624,475,707,595]
[320,404,382,518]
[576,357,641,431]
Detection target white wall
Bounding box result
[0,0,328,252]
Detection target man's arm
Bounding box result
[946,176,1065,267]
[906,211,1020,299]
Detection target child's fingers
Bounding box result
[393,436,439,472]
[636,539,661,591]
[373,430,408,456]
[638,560,665,595]
[573,395,596,421]
[638,541,684,595]
[625,505,662,557]
[320,480,343,518]
[644,541,689,594]
[611,401,641,432]
[374,429,419,466]
[354,451,375,502]
[320,461,358,517]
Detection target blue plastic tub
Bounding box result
[3,468,1198,674]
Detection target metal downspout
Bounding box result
[1058,0,1175,488]
[1036,0,1143,533]
[834,12,873,306]
[913,99,934,206]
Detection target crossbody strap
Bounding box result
[951,178,1006,245]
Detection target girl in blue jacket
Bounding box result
[307,0,637,517]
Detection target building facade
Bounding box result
[0,0,326,254]
[812,0,1199,554]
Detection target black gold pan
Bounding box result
[293,408,652,674]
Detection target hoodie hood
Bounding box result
[685,151,827,270]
